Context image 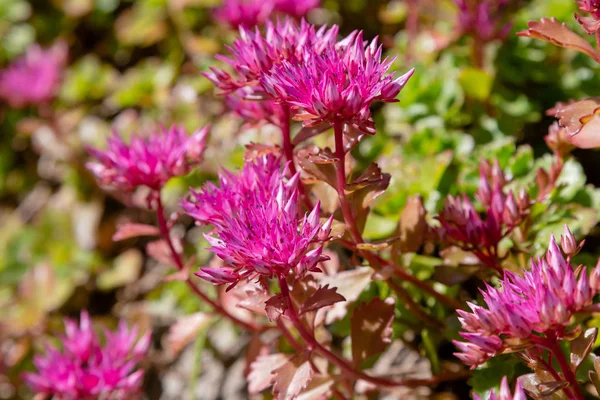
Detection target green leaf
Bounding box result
[459,68,493,101]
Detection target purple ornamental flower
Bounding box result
[204,18,339,95]
[0,41,67,108]
[213,0,276,29]
[86,125,209,193]
[473,377,526,400]
[260,31,414,134]
[183,155,332,286]
[23,311,150,398]
[274,0,320,17]
[453,234,600,367]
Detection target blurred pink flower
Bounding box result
[453,0,513,42]
[260,32,414,134]
[0,41,67,108]
[183,155,331,286]
[225,91,286,126]
[454,234,600,367]
[86,125,209,193]
[473,377,526,400]
[204,18,339,94]
[576,0,600,33]
[213,0,276,28]
[274,0,320,17]
[23,311,150,398]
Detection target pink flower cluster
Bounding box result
[0,41,67,108]
[86,125,209,193]
[205,18,413,132]
[473,377,526,400]
[225,92,286,126]
[453,0,513,42]
[261,32,414,133]
[23,311,150,398]
[438,160,529,269]
[454,234,600,367]
[213,0,320,29]
[183,155,332,287]
[576,0,600,33]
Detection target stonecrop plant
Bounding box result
[5,0,600,399]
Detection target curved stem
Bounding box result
[155,196,259,332]
[277,276,468,388]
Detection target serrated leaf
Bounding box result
[299,285,345,315]
[265,294,287,322]
[272,355,314,400]
[248,353,290,394]
[351,297,395,366]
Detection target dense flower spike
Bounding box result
[86,125,209,193]
[473,377,526,400]
[204,18,339,94]
[438,160,529,271]
[0,41,67,108]
[213,0,275,29]
[184,155,331,286]
[576,0,600,33]
[453,0,514,42]
[454,234,600,367]
[261,32,414,133]
[23,311,150,398]
[182,154,293,227]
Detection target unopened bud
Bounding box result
[560,224,580,256]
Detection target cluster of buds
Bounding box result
[473,377,526,400]
[183,155,332,288]
[453,0,516,43]
[205,18,413,133]
[86,125,209,194]
[0,41,67,108]
[213,0,320,29]
[544,121,575,160]
[576,0,600,33]
[23,311,150,398]
[454,233,600,367]
[437,160,529,271]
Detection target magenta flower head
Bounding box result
[261,32,414,134]
[204,18,339,95]
[274,0,320,17]
[453,0,514,42]
[213,0,276,29]
[473,377,526,400]
[23,311,151,398]
[454,234,600,368]
[183,155,332,287]
[86,125,209,193]
[576,0,600,33]
[0,41,67,108]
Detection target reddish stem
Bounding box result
[545,332,584,400]
[155,196,259,332]
[277,276,468,388]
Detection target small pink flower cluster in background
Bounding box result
[0,41,67,108]
[576,0,600,33]
[86,125,209,193]
[454,232,600,367]
[225,92,286,127]
[213,0,320,29]
[453,0,514,42]
[23,311,151,399]
[183,155,332,287]
[437,160,529,271]
[473,377,526,400]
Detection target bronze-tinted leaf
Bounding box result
[272,355,314,400]
[590,370,600,396]
[570,327,598,371]
[165,312,213,354]
[296,145,338,188]
[537,381,569,397]
[244,143,282,162]
[517,18,600,62]
[112,222,160,241]
[346,163,386,193]
[296,376,334,400]
[350,297,395,366]
[319,267,374,324]
[265,294,287,322]
[347,163,390,234]
[392,195,428,255]
[569,113,600,148]
[248,353,290,394]
[146,240,173,266]
[299,285,346,315]
[292,122,331,146]
[553,98,600,136]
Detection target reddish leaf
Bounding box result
[351,297,395,366]
[146,240,173,266]
[575,13,600,34]
[292,122,331,146]
[392,195,428,256]
[347,163,390,234]
[244,143,282,162]
[166,312,213,354]
[244,333,269,378]
[346,163,387,192]
[112,223,160,241]
[553,97,600,136]
[248,353,289,394]
[265,294,287,322]
[296,376,334,400]
[517,17,600,61]
[570,327,598,371]
[299,285,346,315]
[296,145,338,188]
[272,355,314,400]
[320,267,374,324]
